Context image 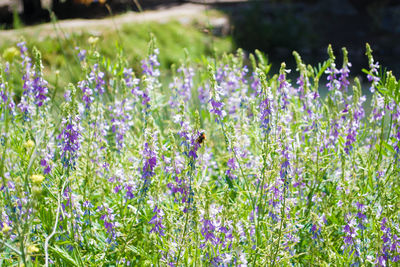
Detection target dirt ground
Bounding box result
[0,3,225,43]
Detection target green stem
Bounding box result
[176,158,196,266]
[271,181,287,267]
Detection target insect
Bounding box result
[196,132,206,145]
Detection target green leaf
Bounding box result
[126,245,152,260]
[73,245,85,267]
[50,246,78,266]
[382,141,395,154]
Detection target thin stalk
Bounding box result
[271,181,287,267]
[253,134,269,265]
[0,95,27,264]
[45,178,68,267]
[0,239,21,256]
[176,158,196,266]
[219,118,255,208]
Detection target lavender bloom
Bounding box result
[280,145,291,182]
[75,47,87,61]
[355,202,367,230]
[198,84,210,105]
[141,48,160,77]
[77,80,93,109]
[99,205,120,242]
[175,114,203,161]
[338,62,351,92]
[57,115,81,168]
[367,61,380,93]
[188,131,203,160]
[208,84,227,123]
[169,67,194,108]
[250,72,261,96]
[200,218,217,248]
[31,75,49,107]
[209,98,225,118]
[342,216,358,256]
[141,142,157,194]
[225,158,237,179]
[167,175,189,204]
[277,69,292,109]
[89,64,106,95]
[77,64,106,109]
[109,99,133,150]
[370,94,385,123]
[199,206,235,265]
[391,107,400,160]
[344,96,366,154]
[40,148,53,175]
[0,83,15,112]
[139,49,161,110]
[16,42,49,113]
[310,214,326,241]
[377,218,400,266]
[149,205,166,236]
[259,96,271,131]
[325,63,340,91]
[123,68,140,97]
[166,153,189,206]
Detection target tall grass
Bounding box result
[0,34,399,266]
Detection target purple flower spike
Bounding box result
[149,205,166,236]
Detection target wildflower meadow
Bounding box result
[0,38,399,266]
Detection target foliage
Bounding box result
[0,38,399,267]
[0,20,233,98]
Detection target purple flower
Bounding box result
[0,83,15,112]
[141,49,160,77]
[200,218,217,247]
[57,115,81,168]
[140,142,157,195]
[225,158,236,179]
[391,107,400,160]
[31,76,49,107]
[123,68,140,96]
[338,62,351,92]
[78,80,93,109]
[149,205,166,236]
[16,42,49,113]
[109,99,133,150]
[277,69,292,109]
[169,67,194,108]
[40,156,52,175]
[259,96,271,131]
[75,47,87,61]
[325,63,340,91]
[367,61,380,93]
[198,84,210,105]
[377,218,400,265]
[89,64,106,95]
[99,205,120,242]
[344,96,366,154]
[209,98,224,117]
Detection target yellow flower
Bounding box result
[88,36,99,45]
[23,140,35,149]
[2,223,11,233]
[2,47,20,62]
[30,174,45,184]
[27,245,39,254]
[32,185,42,196]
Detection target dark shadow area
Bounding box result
[51,0,182,20]
[215,0,400,77]
[2,0,400,77]
[0,0,184,29]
